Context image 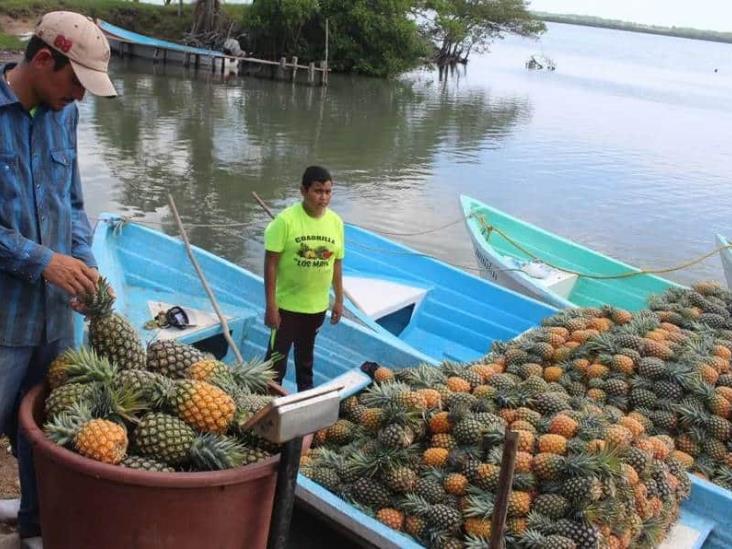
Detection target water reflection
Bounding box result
[89,58,531,267]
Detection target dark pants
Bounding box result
[266,309,326,392]
[0,337,73,538]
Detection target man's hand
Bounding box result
[42,253,97,296]
[265,304,281,329]
[330,301,343,325]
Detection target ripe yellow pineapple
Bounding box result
[422,447,449,467]
[44,403,128,465]
[154,378,236,434]
[376,508,404,530]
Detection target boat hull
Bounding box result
[461,195,678,310]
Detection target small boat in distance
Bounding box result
[461,195,678,310]
[526,54,556,70]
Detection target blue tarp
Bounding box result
[99,20,225,57]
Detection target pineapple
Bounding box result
[45,382,98,420]
[121,454,176,472]
[147,339,206,378]
[81,277,146,370]
[153,378,236,434]
[44,403,128,464]
[133,412,244,470]
[376,508,404,530]
[350,477,393,509]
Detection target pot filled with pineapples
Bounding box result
[19,279,303,549]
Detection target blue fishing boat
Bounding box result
[461,195,679,310]
[342,224,556,362]
[81,214,727,548]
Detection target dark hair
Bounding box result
[25,35,70,71]
[301,166,332,189]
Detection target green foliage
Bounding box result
[534,12,732,44]
[316,0,430,77]
[246,0,319,59]
[427,0,545,63]
[245,0,429,78]
[0,32,25,51]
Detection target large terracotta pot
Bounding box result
[20,383,308,549]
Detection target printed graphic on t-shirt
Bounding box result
[294,235,335,267]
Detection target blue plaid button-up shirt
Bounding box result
[0,63,95,346]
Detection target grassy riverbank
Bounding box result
[0,1,246,45]
[535,12,732,44]
[0,32,24,51]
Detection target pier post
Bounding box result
[291,56,298,82]
[319,60,328,86]
[184,52,189,67]
[153,47,160,64]
[308,62,315,85]
[195,54,200,69]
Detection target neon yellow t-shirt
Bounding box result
[264,203,345,313]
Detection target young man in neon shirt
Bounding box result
[264,166,344,391]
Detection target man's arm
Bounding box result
[330,259,343,324]
[69,151,96,270]
[264,251,281,329]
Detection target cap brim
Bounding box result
[70,60,117,97]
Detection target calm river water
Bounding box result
[76,22,732,286]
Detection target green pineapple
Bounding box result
[81,277,146,370]
[414,476,447,504]
[554,519,599,549]
[133,412,244,470]
[121,454,176,472]
[532,493,569,520]
[350,477,393,508]
[45,382,98,420]
[146,339,206,379]
[637,357,666,379]
[382,465,418,493]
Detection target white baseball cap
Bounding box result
[34,11,117,97]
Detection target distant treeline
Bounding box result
[533,12,732,44]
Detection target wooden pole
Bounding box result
[291,56,298,82]
[489,431,519,549]
[168,194,245,364]
[325,18,329,69]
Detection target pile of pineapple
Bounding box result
[42,278,279,472]
[510,282,732,490]
[303,358,689,548]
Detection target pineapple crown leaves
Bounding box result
[561,448,621,480]
[463,535,491,549]
[399,492,432,517]
[515,529,552,549]
[43,401,94,446]
[60,347,118,385]
[397,363,448,388]
[463,488,495,519]
[344,446,413,478]
[92,383,147,425]
[525,511,557,536]
[618,310,660,336]
[676,400,713,430]
[582,332,620,356]
[230,356,276,393]
[360,381,412,408]
[80,277,116,317]
[189,432,246,470]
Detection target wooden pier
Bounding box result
[99,20,329,86]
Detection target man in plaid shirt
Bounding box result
[0,11,117,543]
